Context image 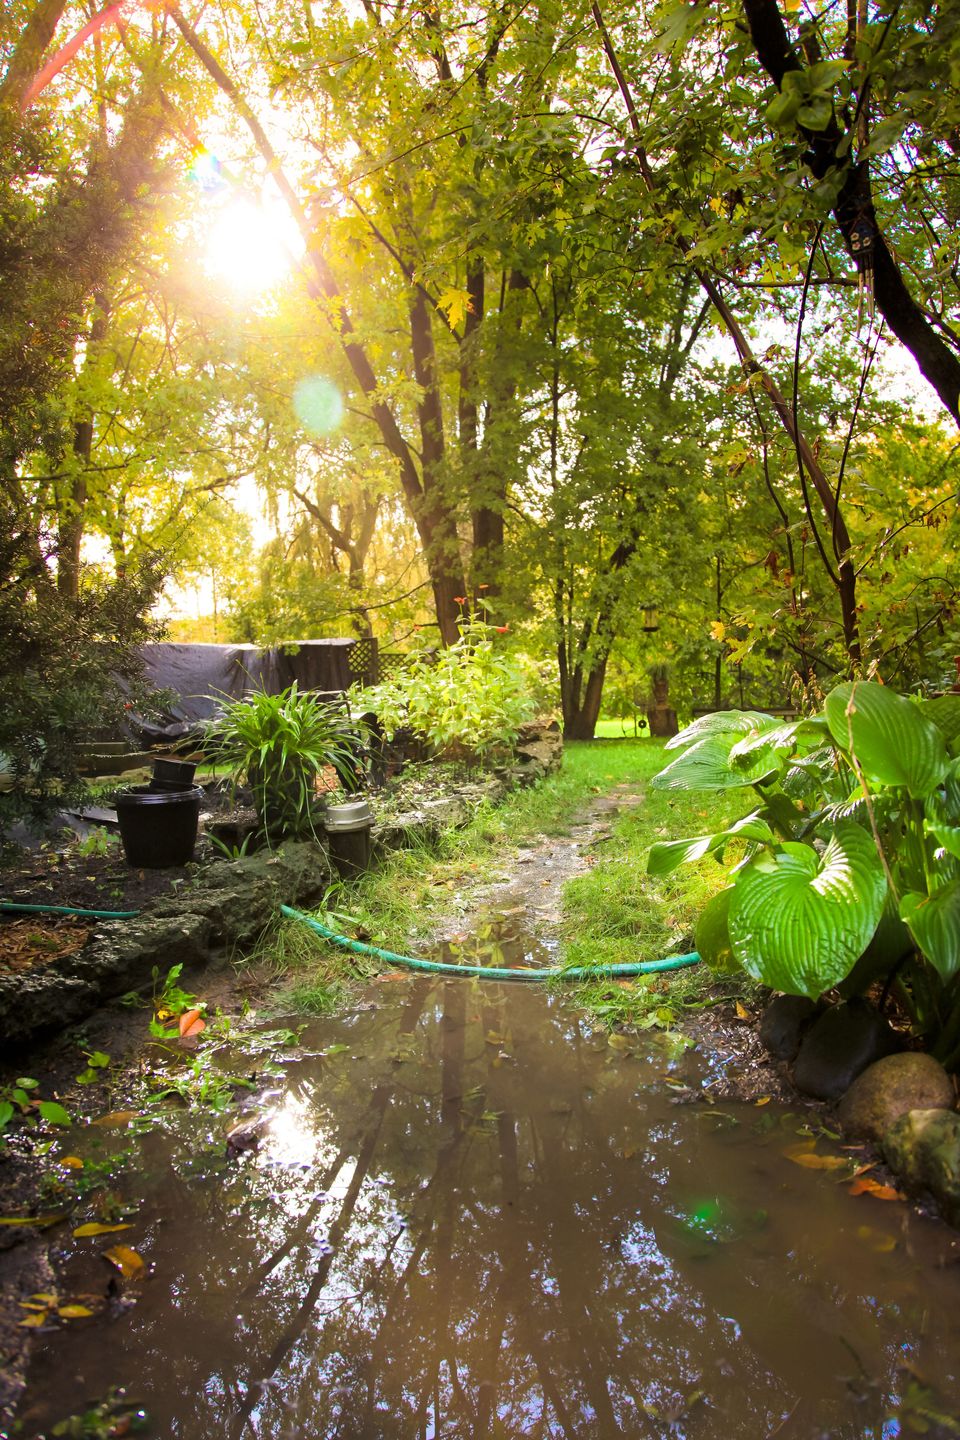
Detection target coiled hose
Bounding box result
[281,905,701,983]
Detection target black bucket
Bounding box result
[149,757,197,792]
[115,785,202,868]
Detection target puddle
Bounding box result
[12,928,960,1439]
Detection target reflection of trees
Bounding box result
[20,982,960,1439]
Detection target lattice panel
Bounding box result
[346,637,378,685]
[375,651,412,683]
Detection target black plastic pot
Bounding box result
[149,757,197,791]
[115,785,202,868]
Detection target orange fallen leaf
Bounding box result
[848,1177,906,1201]
[785,1150,849,1171]
[73,1222,132,1237]
[735,1001,751,1021]
[103,1244,145,1279]
[61,1156,84,1169]
[755,1097,771,1106]
[178,1008,206,1037]
[91,1111,137,1127]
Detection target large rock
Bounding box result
[793,998,901,1101]
[838,1052,955,1142]
[882,1108,960,1227]
[515,718,563,775]
[759,994,820,1062]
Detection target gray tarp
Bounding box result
[132,639,376,743]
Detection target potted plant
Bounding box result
[202,683,366,845]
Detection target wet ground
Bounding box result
[11,941,960,1440]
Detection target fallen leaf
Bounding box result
[848,1177,906,1201]
[735,1001,751,1020]
[28,1293,58,1305]
[17,1312,48,1327]
[178,1008,206,1038]
[785,1150,849,1171]
[57,1304,94,1319]
[91,1111,137,1127]
[607,1033,634,1052]
[73,1222,133,1237]
[103,1244,145,1279]
[755,1096,771,1106]
[0,1212,67,1228]
[18,1302,49,1312]
[857,1224,898,1252]
[61,1156,84,1169]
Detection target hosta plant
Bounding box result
[647,682,960,1064]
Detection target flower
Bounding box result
[477,583,489,590]
[495,625,509,633]
[453,596,467,604]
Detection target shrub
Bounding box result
[352,621,537,761]
[0,506,165,832]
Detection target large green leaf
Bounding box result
[694,888,740,976]
[652,714,787,791]
[664,710,779,752]
[825,681,949,797]
[728,821,887,999]
[647,813,774,876]
[919,695,960,755]
[900,882,960,984]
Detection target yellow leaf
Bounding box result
[61,1156,84,1169]
[709,620,726,642]
[0,1212,67,1228]
[103,1244,145,1279]
[28,1293,58,1304]
[57,1305,94,1319]
[91,1111,137,1127]
[18,1302,49,1311]
[608,1033,634,1051]
[18,1312,48,1327]
[754,1096,771,1106]
[735,1001,751,1020]
[437,286,473,330]
[73,1222,133,1237]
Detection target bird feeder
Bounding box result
[641,605,659,633]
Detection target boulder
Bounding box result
[759,994,820,1062]
[882,1108,960,1227]
[793,998,901,1101]
[838,1052,955,1142]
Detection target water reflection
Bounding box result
[15,971,960,1439]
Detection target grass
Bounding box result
[264,738,758,1031]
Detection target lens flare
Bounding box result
[293,377,344,436]
[202,197,298,295]
[189,147,226,193]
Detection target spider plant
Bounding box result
[203,683,366,844]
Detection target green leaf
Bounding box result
[920,695,960,754]
[900,882,960,983]
[0,1101,14,1131]
[728,822,887,999]
[694,889,740,975]
[652,713,787,791]
[647,812,774,875]
[825,681,949,797]
[37,1102,72,1128]
[766,90,802,128]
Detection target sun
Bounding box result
[202,195,303,296]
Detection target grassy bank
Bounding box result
[264,739,749,1018]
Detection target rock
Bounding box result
[516,718,563,773]
[838,1052,955,1142]
[759,994,820,1062]
[882,1108,960,1227]
[793,998,901,1101]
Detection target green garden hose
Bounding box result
[0,901,141,920]
[281,905,701,983]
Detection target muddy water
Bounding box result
[14,939,960,1439]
